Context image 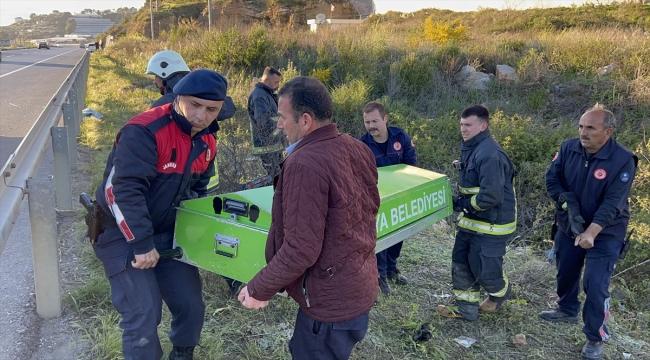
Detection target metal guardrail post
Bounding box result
[82,57,89,107]
[51,127,72,211]
[69,86,80,137]
[26,176,62,319]
[62,103,78,171]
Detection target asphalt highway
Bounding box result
[0,46,87,360]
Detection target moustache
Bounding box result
[580,136,589,140]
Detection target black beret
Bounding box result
[174,69,227,101]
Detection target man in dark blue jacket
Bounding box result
[437,105,516,321]
[94,69,232,360]
[543,104,637,360]
[359,101,416,295]
[248,66,284,177]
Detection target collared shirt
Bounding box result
[286,139,302,155]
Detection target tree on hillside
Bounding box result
[65,19,76,34]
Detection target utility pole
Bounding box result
[150,0,154,40]
[208,0,212,31]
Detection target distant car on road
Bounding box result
[79,43,85,48]
[87,44,96,52]
[38,41,50,49]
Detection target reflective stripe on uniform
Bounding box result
[457,214,516,235]
[251,143,284,155]
[470,195,485,211]
[206,157,219,191]
[458,185,480,195]
[454,289,481,303]
[488,274,509,297]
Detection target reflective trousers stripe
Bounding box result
[488,274,509,297]
[454,289,481,303]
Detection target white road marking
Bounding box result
[0,50,78,79]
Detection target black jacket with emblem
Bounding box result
[546,137,637,240]
[456,130,516,237]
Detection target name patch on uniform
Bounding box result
[620,172,630,183]
[393,142,402,151]
[552,152,558,161]
[593,168,607,180]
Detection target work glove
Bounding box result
[558,192,585,236]
[452,196,471,213]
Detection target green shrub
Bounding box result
[331,79,372,135]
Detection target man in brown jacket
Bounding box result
[238,76,380,360]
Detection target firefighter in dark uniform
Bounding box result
[542,104,637,360]
[248,66,284,178]
[437,105,515,321]
[359,101,416,295]
[93,69,232,360]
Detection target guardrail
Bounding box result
[0,51,89,319]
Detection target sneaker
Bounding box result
[479,282,512,313]
[378,277,392,295]
[387,269,408,285]
[168,346,195,360]
[581,340,603,360]
[539,308,578,323]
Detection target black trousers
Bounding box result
[554,230,622,341]
[93,228,205,360]
[289,308,369,360]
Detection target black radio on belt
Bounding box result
[452,160,466,171]
[619,229,634,260]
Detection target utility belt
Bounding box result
[79,193,114,244]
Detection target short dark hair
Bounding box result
[461,104,490,124]
[263,66,282,78]
[363,101,386,118]
[278,76,333,123]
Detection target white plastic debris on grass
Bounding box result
[623,352,631,359]
[82,107,104,119]
[454,336,476,348]
[432,293,451,298]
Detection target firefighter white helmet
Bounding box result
[145,50,190,80]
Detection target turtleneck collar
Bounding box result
[460,129,491,151]
[171,105,220,138]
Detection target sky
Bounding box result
[373,0,593,13]
[0,0,599,27]
[0,0,146,26]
